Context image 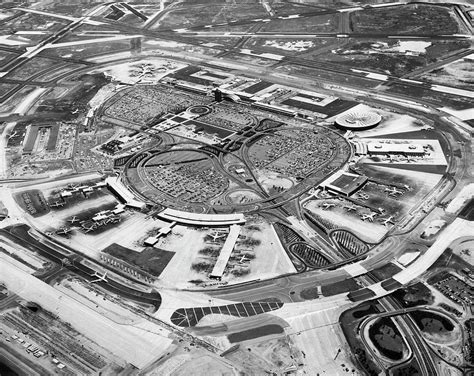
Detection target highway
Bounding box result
[364,297,438,376]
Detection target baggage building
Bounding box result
[320,171,368,197]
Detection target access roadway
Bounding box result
[199,225,427,303]
[359,298,443,376]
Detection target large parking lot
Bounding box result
[432,273,473,306]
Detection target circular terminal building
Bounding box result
[335,110,381,131]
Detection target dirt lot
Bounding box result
[245,336,302,371]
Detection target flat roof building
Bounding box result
[144,237,159,247]
[320,170,368,196]
[367,142,425,156]
[158,208,245,226]
[105,177,146,210]
[209,225,241,280]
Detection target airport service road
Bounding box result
[0,225,162,310]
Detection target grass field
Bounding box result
[155,4,268,29]
[370,263,402,281]
[102,243,175,276]
[390,282,434,308]
[351,303,380,320]
[260,13,340,33]
[0,12,68,33]
[391,359,422,376]
[339,304,382,376]
[299,286,319,300]
[228,324,284,343]
[350,4,460,35]
[409,310,454,334]
[44,40,133,59]
[387,82,473,110]
[275,64,380,90]
[6,57,60,81]
[368,317,405,361]
[321,278,359,296]
[0,50,18,69]
[311,39,470,76]
[0,83,17,100]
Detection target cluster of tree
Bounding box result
[354,348,379,376]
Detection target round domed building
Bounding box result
[335,110,381,131]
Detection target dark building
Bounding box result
[214,88,223,102]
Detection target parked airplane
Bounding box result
[56,227,72,235]
[385,187,404,196]
[321,203,335,210]
[239,255,250,264]
[82,224,96,233]
[344,204,357,212]
[379,216,395,226]
[67,216,80,224]
[50,201,65,208]
[90,271,108,283]
[210,232,226,241]
[110,215,121,223]
[361,212,377,222]
[357,193,369,200]
[386,154,397,163]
